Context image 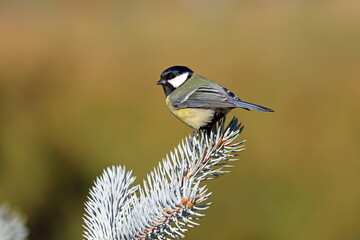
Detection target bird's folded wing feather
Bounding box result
[172,86,236,109]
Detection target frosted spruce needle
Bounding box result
[0,204,28,240]
[83,117,245,240]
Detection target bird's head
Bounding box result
[156,66,193,96]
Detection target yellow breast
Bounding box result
[166,97,215,129]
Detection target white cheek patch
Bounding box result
[168,73,189,88]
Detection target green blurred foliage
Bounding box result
[0,1,359,240]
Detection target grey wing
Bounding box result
[172,86,237,109]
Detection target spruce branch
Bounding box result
[83,117,245,240]
[0,204,28,240]
[83,166,138,240]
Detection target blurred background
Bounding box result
[0,0,359,239]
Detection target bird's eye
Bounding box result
[168,73,176,79]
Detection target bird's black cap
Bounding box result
[159,66,193,82]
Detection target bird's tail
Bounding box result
[235,100,275,112]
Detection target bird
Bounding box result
[156,65,274,130]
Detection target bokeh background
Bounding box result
[0,1,359,239]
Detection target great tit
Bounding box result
[156,66,274,129]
